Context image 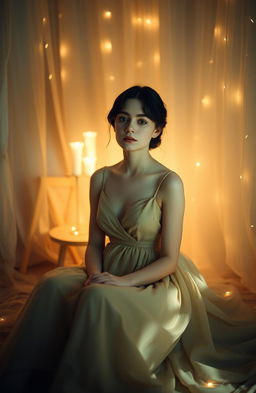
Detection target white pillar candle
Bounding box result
[69,142,84,176]
[82,156,96,176]
[83,131,97,157]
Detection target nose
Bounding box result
[126,119,136,133]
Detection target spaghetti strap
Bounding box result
[101,166,107,191]
[153,171,172,198]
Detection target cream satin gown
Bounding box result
[1,170,256,393]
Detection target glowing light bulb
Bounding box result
[244,134,248,139]
[250,18,254,23]
[206,381,215,388]
[201,95,211,107]
[44,43,49,49]
[224,291,232,297]
[250,224,255,228]
[223,84,226,90]
[71,226,76,232]
[42,17,47,24]
[103,11,112,19]
[240,175,243,180]
[0,317,5,322]
[101,40,112,53]
[195,162,201,167]
[223,37,227,42]
[74,231,79,236]
[145,18,152,25]
[48,74,53,80]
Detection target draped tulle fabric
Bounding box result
[0,171,256,393]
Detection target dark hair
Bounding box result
[107,86,167,149]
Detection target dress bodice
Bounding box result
[96,169,172,275]
[96,169,172,245]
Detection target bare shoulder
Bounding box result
[90,167,106,193]
[160,170,185,200]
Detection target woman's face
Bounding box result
[114,98,160,151]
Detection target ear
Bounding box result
[152,128,161,139]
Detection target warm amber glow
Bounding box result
[132,16,143,25]
[250,224,255,228]
[71,226,77,232]
[44,43,49,49]
[233,89,243,105]
[136,60,143,68]
[48,74,53,80]
[74,230,79,236]
[195,162,201,167]
[103,10,112,19]
[61,69,67,81]
[42,17,47,24]
[242,170,250,185]
[153,52,160,65]
[223,36,227,42]
[224,291,232,297]
[244,134,248,139]
[109,75,115,81]
[60,44,69,58]
[201,95,211,107]
[205,381,215,388]
[0,317,5,322]
[214,26,221,38]
[101,40,112,53]
[132,16,158,29]
[209,59,214,64]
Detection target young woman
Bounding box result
[1,86,256,393]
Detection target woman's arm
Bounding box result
[91,172,185,287]
[84,169,105,276]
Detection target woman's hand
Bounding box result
[82,272,131,287]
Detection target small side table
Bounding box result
[49,225,88,266]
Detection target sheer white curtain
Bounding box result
[1,0,256,294]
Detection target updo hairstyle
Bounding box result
[107,86,167,149]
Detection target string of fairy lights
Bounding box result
[1,6,256,388]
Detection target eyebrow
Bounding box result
[118,111,148,117]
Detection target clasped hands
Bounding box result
[83,272,132,287]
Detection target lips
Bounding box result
[123,136,137,142]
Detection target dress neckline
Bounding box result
[100,170,171,225]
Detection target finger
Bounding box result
[83,278,92,286]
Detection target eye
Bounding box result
[116,115,128,123]
[138,118,148,125]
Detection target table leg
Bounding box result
[58,244,67,266]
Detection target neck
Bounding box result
[121,149,154,176]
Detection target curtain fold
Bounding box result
[0,0,255,294]
[0,0,17,279]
